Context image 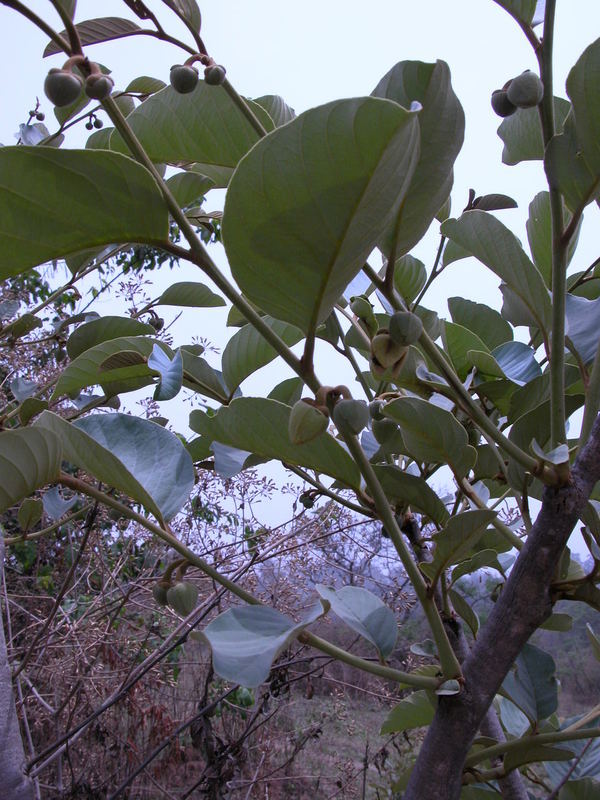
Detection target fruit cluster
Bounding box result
[44,57,114,107]
[491,71,544,117]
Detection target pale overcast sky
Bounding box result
[2,2,600,541]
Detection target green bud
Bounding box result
[333,399,370,436]
[389,311,423,347]
[371,417,398,444]
[167,581,199,616]
[506,71,544,109]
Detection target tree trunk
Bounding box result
[403,415,600,799]
[0,537,35,800]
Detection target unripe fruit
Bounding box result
[288,399,328,445]
[84,73,114,100]
[370,331,407,380]
[371,417,398,444]
[506,71,544,109]
[491,89,517,118]
[93,118,103,129]
[152,581,171,607]
[170,64,199,94]
[299,493,315,509]
[369,399,385,421]
[204,65,227,86]
[85,121,93,130]
[389,311,423,347]
[35,112,45,121]
[167,581,199,616]
[350,295,374,319]
[44,69,83,107]
[333,399,370,436]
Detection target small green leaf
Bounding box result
[435,679,461,696]
[373,465,449,524]
[0,148,168,281]
[164,173,214,207]
[223,97,420,333]
[0,428,62,513]
[189,398,361,489]
[420,510,497,586]
[540,613,573,632]
[545,715,600,788]
[156,281,225,308]
[443,321,490,381]
[393,255,427,304]
[35,411,194,521]
[42,486,78,520]
[505,743,574,774]
[162,0,202,33]
[181,349,231,404]
[44,17,143,56]
[380,690,435,734]
[558,779,600,800]
[148,345,183,401]
[451,549,505,584]
[316,584,397,659]
[198,602,325,688]
[267,377,303,406]
[67,316,155,360]
[17,497,44,531]
[19,398,48,425]
[530,439,569,465]
[383,396,477,479]
[1,315,42,339]
[448,297,513,351]
[448,588,479,636]
[491,0,536,25]
[526,192,581,287]
[124,75,166,94]
[222,317,304,395]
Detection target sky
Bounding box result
[2,1,600,545]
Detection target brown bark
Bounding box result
[403,414,600,800]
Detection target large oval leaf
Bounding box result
[222,97,420,333]
[44,17,142,56]
[189,398,361,489]
[372,465,449,524]
[222,316,304,395]
[109,83,273,185]
[35,411,193,521]
[0,428,61,513]
[0,148,168,280]
[373,60,464,258]
[66,316,156,360]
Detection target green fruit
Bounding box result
[170,64,199,94]
[369,399,385,421]
[167,581,199,615]
[44,69,83,107]
[389,311,423,346]
[506,71,544,109]
[84,73,114,100]
[350,295,374,319]
[152,581,170,607]
[204,65,227,86]
[333,399,370,436]
[299,493,315,509]
[371,417,398,444]
[288,399,328,445]
[491,89,517,118]
[370,331,407,380]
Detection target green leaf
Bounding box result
[545,112,600,212]
[124,76,167,95]
[566,38,600,177]
[19,398,48,426]
[17,497,44,532]
[222,317,303,395]
[451,549,505,584]
[110,83,273,185]
[372,465,449,524]
[436,679,461,696]
[504,743,574,774]
[55,0,76,20]
[546,715,600,788]
[0,148,168,281]
[163,0,201,32]
[44,17,143,57]
[448,297,513,351]
[35,411,193,521]
[189,398,361,489]
[420,510,497,586]
[530,439,569,465]
[443,238,471,267]
[558,779,600,800]
[472,193,517,211]
[380,690,435,734]
[491,341,541,385]
[267,377,303,406]
[10,377,39,403]
[565,294,600,364]
[448,588,479,636]
[393,255,427,304]
[164,172,214,207]
[502,643,558,724]
[54,336,161,399]
[316,584,397,659]
[253,95,296,127]
[156,281,225,308]
[491,0,536,24]
[42,486,78,520]
[66,316,155,360]
[442,211,552,336]
[498,97,570,165]
[586,623,600,662]
[526,192,581,288]
[373,60,464,258]
[499,696,531,737]
[148,345,183,401]
[443,321,490,381]
[383,396,477,479]
[181,349,231,404]
[540,613,573,632]
[197,602,325,688]
[0,428,62,514]
[1,314,42,340]
[222,97,420,333]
